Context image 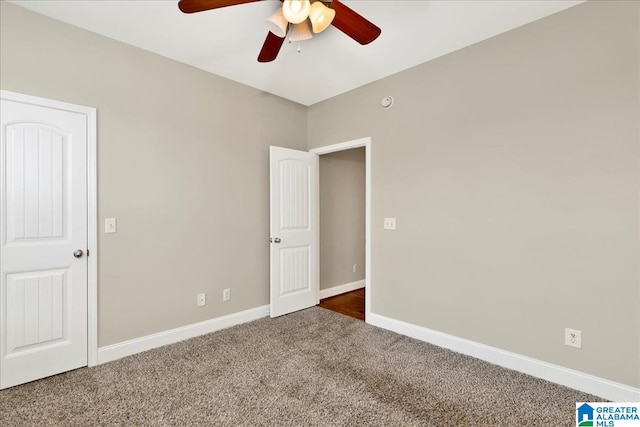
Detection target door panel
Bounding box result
[6,125,66,243]
[270,146,318,318]
[279,159,310,230]
[279,246,310,295]
[1,98,87,389]
[6,269,67,354]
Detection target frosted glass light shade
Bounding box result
[309,1,335,33]
[266,9,288,38]
[282,0,311,24]
[289,21,313,42]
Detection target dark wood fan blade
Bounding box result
[257,31,285,63]
[330,0,381,45]
[178,0,259,14]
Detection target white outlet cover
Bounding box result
[384,218,396,230]
[565,328,582,349]
[197,293,206,307]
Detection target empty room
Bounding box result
[1,0,638,425]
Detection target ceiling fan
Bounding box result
[178,0,382,62]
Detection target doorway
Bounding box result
[311,137,371,322]
[319,288,365,320]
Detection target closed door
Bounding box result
[0,97,88,389]
[269,146,318,317]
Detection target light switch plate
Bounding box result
[105,218,117,234]
[383,218,396,230]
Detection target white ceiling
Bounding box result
[10,0,584,106]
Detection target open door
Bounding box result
[269,146,318,318]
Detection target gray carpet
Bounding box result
[0,307,598,426]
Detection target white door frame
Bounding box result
[0,90,98,367]
[310,137,372,322]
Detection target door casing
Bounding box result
[310,137,372,321]
[0,90,98,368]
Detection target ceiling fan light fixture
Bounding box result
[282,0,311,24]
[266,8,288,38]
[309,1,335,33]
[289,21,313,42]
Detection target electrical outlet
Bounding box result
[565,328,582,348]
[223,289,230,301]
[197,293,206,307]
[353,264,357,273]
[383,218,396,230]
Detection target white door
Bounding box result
[270,146,318,318]
[0,97,88,389]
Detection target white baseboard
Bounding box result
[97,305,270,365]
[96,303,638,401]
[319,280,365,300]
[367,313,640,402]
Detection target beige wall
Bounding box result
[308,1,640,387]
[0,3,307,347]
[319,148,365,290]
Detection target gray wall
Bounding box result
[319,148,365,290]
[308,1,639,387]
[0,3,307,347]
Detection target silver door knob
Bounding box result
[273,237,281,243]
[73,249,84,258]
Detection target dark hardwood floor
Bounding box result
[318,288,365,321]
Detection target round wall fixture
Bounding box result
[381,96,394,109]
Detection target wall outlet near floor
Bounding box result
[383,217,396,230]
[223,288,230,301]
[353,264,357,273]
[197,293,206,307]
[565,328,582,348]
